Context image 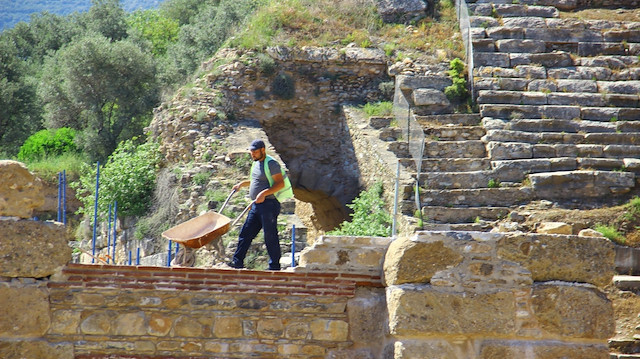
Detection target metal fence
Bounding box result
[456,0,474,98]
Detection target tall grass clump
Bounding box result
[362,101,393,117]
[329,182,391,237]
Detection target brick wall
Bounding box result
[44,264,383,359]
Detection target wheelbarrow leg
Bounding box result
[172,244,196,267]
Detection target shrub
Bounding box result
[444,58,469,103]
[18,127,79,162]
[329,182,391,237]
[72,138,161,219]
[271,72,295,99]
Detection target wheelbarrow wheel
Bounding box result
[171,245,196,267]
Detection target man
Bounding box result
[228,139,285,270]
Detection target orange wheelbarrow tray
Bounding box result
[161,211,231,249]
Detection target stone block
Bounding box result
[479,340,609,359]
[114,312,147,336]
[536,221,573,235]
[386,284,517,337]
[376,0,427,24]
[0,284,50,337]
[0,160,44,218]
[310,319,349,341]
[383,236,464,286]
[532,283,614,339]
[474,52,511,68]
[0,340,73,359]
[347,288,386,343]
[495,39,546,53]
[395,75,451,91]
[213,316,242,338]
[487,141,533,160]
[384,340,461,359]
[50,309,81,335]
[0,219,72,278]
[496,233,615,287]
[80,312,111,335]
[257,318,284,339]
[486,26,525,40]
[412,88,450,107]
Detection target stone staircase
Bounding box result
[378,2,640,230]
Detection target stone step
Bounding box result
[487,141,640,161]
[505,118,640,134]
[474,39,635,57]
[529,170,635,199]
[419,170,497,190]
[478,89,639,108]
[491,157,635,182]
[480,103,640,121]
[379,126,485,142]
[418,187,534,207]
[471,4,558,20]
[483,129,640,146]
[399,158,491,172]
[388,140,487,159]
[476,65,640,82]
[421,222,494,232]
[609,338,640,357]
[469,0,578,12]
[414,114,482,126]
[414,204,511,223]
[475,52,640,70]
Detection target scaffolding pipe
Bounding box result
[107,204,112,264]
[291,225,296,268]
[112,201,117,264]
[62,170,67,224]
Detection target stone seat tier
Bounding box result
[473,38,638,58]
[483,129,640,146]
[480,103,640,121]
[399,158,491,172]
[419,170,500,190]
[478,89,640,107]
[378,126,485,142]
[492,157,640,181]
[417,187,534,207]
[504,118,640,134]
[474,52,640,70]
[400,202,511,222]
[487,141,640,160]
[387,140,487,159]
[475,65,640,82]
[414,114,482,127]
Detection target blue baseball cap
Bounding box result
[249,139,265,150]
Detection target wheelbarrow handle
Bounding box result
[231,201,254,227]
[218,188,237,214]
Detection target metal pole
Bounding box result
[136,247,140,265]
[167,240,172,267]
[57,172,61,222]
[92,162,100,264]
[392,160,400,238]
[291,225,296,268]
[62,170,67,225]
[112,201,117,264]
[128,250,132,265]
[107,204,112,264]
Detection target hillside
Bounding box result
[0,0,162,31]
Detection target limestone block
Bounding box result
[495,39,546,53]
[257,318,284,339]
[347,288,386,343]
[0,284,50,337]
[0,219,72,278]
[532,283,614,339]
[80,312,111,335]
[536,222,573,235]
[309,319,349,341]
[579,228,605,238]
[0,160,44,218]
[383,236,463,286]
[486,26,525,40]
[479,340,609,359]
[396,75,451,91]
[386,284,516,337]
[384,340,460,359]
[0,340,73,359]
[496,233,614,287]
[213,316,242,338]
[412,89,449,107]
[487,141,533,160]
[114,312,147,336]
[375,0,427,24]
[50,309,81,335]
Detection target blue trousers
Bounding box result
[231,199,281,270]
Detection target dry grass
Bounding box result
[231,0,464,60]
[559,8,640,22]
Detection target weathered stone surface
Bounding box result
[395,75,451,91]
[309,319,349,341]
[347,288,386,343]
[0,340,73,359]
[384,340,460,359]
[115,312,147,336]
[80,312,111,335]
[537,221,573,235]
[375,0,427,24]
[50,309,81,335]
[479,340,609,359]
[487,141,533,160]
[0,219,72,278]
[529,170,635,198]
[213,316,242,338]
[412,88,450,107]
[495,39,546,53]
[299,235,392,274]
[0,160,44,218]
[531,283,614,339]
[383,236,463,286]
[386,284,517,336]
[496,233,615,287]
[0,284,51,337]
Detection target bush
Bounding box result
[444,58,469,102]
[72,138,161,219]
[329,182,391,237]
[17,127,79,162]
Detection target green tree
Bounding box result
[77,0,129,41]
[127,9,179,56]
[39,34,159,161]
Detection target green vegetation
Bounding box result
[444,58,469,104]
[329,182,392,237]
[17,127,78,162]
[362,101,393,117]
[594,224,625,245]
[487,178,501,188]
[72,139,161,219]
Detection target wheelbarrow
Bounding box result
[162,189,253,266]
